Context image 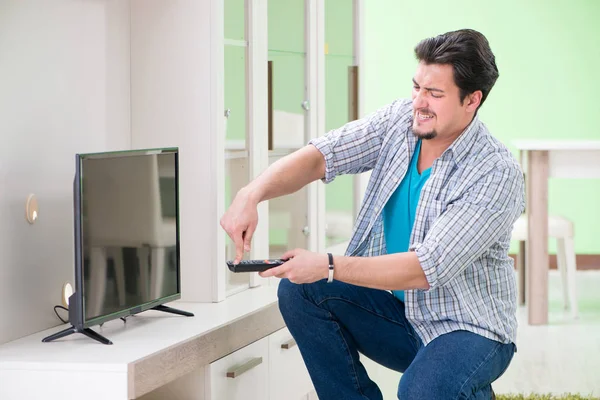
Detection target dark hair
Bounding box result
[414,29,499,109]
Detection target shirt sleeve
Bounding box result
[309,99,411,184]
[411,163,525,290]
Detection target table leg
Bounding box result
[526,150,549,325]
[517,149,526,306]
[518,241,526,305]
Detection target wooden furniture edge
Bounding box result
[510,253,600,270]
[128,301,285,398]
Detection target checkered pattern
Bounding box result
[310,98,525,345]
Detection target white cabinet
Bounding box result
[222,0,270,298]
[128,0,269,303]
[360,353,402,400]
[206,336,270,400]
[139,368,206,400]
[307,391,320,400]
[137,318,315,400]
[268,327,314,399]
[129,0,225,303]
[204,327,315,400]
[127,0,363,303]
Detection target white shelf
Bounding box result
[224,147,299,162]
[224,39,248,47]
[225,149,249,160]
[226,282,251,297]
[325,240,350,256]
[269,147,298,157]
[0,286,282,399]
[225,139,245,150]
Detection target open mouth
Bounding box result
[416,111,435,121]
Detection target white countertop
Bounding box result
[0,285,279,372]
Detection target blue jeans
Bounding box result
[278,278,515,400]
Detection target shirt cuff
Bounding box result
[308,136,336,184]
[411,242,439,290]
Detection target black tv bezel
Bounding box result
[70,147,182,330]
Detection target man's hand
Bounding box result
[259,248,329,284]
[220,189,259,264]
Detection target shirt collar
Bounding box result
[442,114,481,165]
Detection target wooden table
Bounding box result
[513,140,600,325]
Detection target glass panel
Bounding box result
[268,155,309,257]
[224,0,245,41]
[225,156,251,294]
[224,12,249,294]
[324,0,354,56]
[268,0,308,254]
[268,53,306,149]
[324,0,355,249]
[268,0,306,150]
[224,45,247,146]
[268,0,305,53]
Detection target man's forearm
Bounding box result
[242,145,326,204]
[333,252,430,291]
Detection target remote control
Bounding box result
[227,258,288,273]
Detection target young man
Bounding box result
[221,29,524,400]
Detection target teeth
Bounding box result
[418,112,433,119]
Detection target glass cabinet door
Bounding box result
[324,0,357,250]
[224,0,245,42]
[224,0,251,296]
[267,0,309,258]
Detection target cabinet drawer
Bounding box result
[206,336,269,400]
[269,327,314,399]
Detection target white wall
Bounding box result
[0,0,131,344]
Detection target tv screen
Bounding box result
[42,148,191,345]
[78,148,181,326]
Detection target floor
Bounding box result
[493,270,600,397]
[361,270,600,399]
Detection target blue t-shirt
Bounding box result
[383,140,431,302]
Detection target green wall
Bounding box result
[363,0,600,254]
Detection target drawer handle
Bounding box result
[281,338,297,349]
[226,357,263,378]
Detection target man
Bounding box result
[221,29,524,400]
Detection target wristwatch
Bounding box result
[327,253,334,283]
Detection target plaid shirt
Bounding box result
[310,98,525,345]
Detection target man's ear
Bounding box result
[465,91,482,112]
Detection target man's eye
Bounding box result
[431,93,443,98]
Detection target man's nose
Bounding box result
[413,91,427,109]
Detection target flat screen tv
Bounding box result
[43,148,193,345]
